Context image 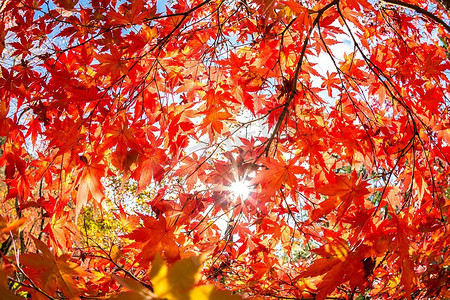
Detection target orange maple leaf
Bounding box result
[95,48,128,82]
[76,161,105,218]
[109,0,154,25]
[136,148,167,194]
[311,171,369,222]
[254,156,305,198]
[301,237,367,300]
[124,215,180,264]
[21,239,87,300]
[113,204,140,233]
[200,107,233,141]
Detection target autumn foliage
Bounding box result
[0,0,449,299]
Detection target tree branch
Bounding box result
[263,0,339,155]
[381,0,450,33]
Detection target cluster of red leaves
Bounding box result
[0,0,449,299]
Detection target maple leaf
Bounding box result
[200,107,233,141]
[254,156,305,198]
[45,213,80,250]
[113,204,140,232]
[95,48,128,82]
[136,148,167,194]
[321,71,341,97]
[109,0,154,25]
[150,255,242,300]
[55,0,78,10]
[392,213,418,299]
[0,267,21,299]
[252,0,276,20]
[401,259,416,300]
[47,118,84,156]
[0,216,26,238]
[112,255,241,299]
[311,171,369,222]
[174,153,209,190]
[123,215,180,264]
[21,239,87,300]
[301,237,368,300]
[76,161,105,218]
[0,146,31,202]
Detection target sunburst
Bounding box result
[228,179,252,201]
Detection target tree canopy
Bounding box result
[0,0,449,299]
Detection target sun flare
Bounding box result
[229,180,252,200]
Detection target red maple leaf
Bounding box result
[311,171,369,222]
[124,215,180,264]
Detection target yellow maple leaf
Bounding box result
[112,255,242,299]
[150,255,242,300]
